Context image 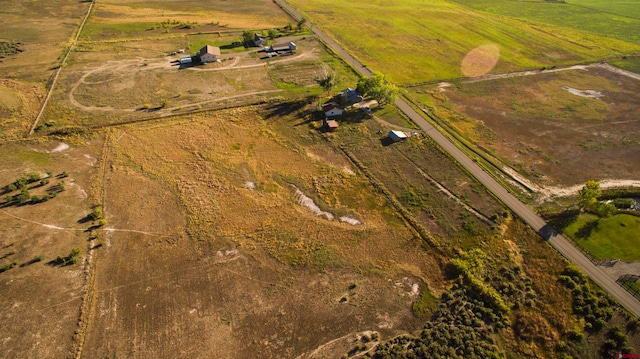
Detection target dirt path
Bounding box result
[0,209,173,238]
[460,62,640,85]
[462,64,590,84]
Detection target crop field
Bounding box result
[426,65,640,189]
[450,0,640,45]
[287,0,640,83]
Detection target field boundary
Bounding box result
[618,275,640,302]
[28,0,94,136]
[338,145,443,251]
[396,149,493,225]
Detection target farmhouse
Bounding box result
[253,33,268,47]
[322,102,343,117]
[339,88,363,105]
[268,42,297,52]
[389,130,408,142]
[198,45,221,63]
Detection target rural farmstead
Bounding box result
[1,0,639,357]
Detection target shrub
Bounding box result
[16,188,30,203]
[0,261,17,272]
[89,205,104,220]
[15,177,27,189]
[27,173,40,183]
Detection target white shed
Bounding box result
[389,130,408,142]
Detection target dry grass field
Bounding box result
[80,107,441,358]
[0,0,91,140]
[0,139,102,358]
[0,0,89,84]
[2,0,640,358]
[426,65,640,190]
[0,103,637,358]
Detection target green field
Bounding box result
[450,0,640,45]
[612,57,640,74]
[565,213,640,260]
[288,0,640,83]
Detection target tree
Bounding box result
[316,73,336,95]
[268,28,277,40]
[241,30,254,44]
[356,73,399,106]
[593,202,616,218]
[577,180,600,209]
[284,23,293,32]
[297,17,307,30]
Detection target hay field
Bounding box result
[287,0,640,83]
[450,0,640,45]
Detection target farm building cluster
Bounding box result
[178,45,221,65]
[320,88,368,132]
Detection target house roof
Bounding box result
[389,130,408,139]
[325,120,338,127]
[199,45,221,57]
[271,42,292,51]
[254,33,267,40]
[322,102,342,112]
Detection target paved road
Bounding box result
[274,0,640,318]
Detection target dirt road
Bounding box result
[273,0,640,318]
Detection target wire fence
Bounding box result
[617,275,640,301]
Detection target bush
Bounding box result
[27,173,40,183]
[89,205,104,220]
[0,261,17,273]
[612,198,634,209]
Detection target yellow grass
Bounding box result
[92,3,287,30]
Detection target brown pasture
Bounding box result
[0,139,102,358]
[434,66,640,187]
[80,106,442,357]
